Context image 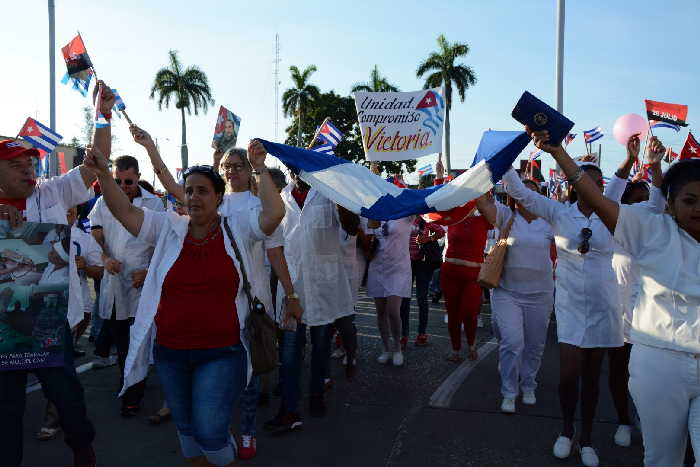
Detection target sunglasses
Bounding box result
[578,228,592,255]
[115,179,135,186]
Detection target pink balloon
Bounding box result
[612,113,649,145]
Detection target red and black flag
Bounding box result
[644,100,689,127]
[680,132,700,160]
[60,34,94,96]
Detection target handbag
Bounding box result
[477,211,516,289]
[223,218,278,376]
[417,218,443,266]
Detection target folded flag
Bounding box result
[680,132,700,160]
[583,127,604,144]
[649,120,680,132]
[19,117,63,155]
[564,133,576,146]
[61,34,93,97]
[318,119,343,147]
[259,130,530,220]
[645,100,688,127]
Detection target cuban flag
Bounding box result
[19,118,63,155]
[417,164,434,176]
[318,120,343,147]
[583,127,604,144]
[528,148,543,161]
[564,133,576,146]
[113,89,126,112]
[650,120,680,132]
[259,130,530,220]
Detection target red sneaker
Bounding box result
[238,434,257,460]
[400,336,408,352]
[415,334,429,347]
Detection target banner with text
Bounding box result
[0,221,71,371]
[354,87,445,161]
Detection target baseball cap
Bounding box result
[0,139,40,161]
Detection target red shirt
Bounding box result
[155,226,241,349]
[0,198,27,218]
[291,187,309,208]
[445,215,492,263]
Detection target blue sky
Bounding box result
[1,0,697,186]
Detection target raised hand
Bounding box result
[436,158,444,179]
[626,134,641,162]
[83,144,111,176]
[370,162,381,176]
[645,136,665,165]
[248,139,267,170]
[93,81,115,116]
[130,125,155,149]
[526,127,563,155]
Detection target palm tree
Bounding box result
[282,65,321,147]
[351,65,399,93]
[150,50,214,169]
[417,35,477,174]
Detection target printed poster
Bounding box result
[354,87,445,161]
[0,221,71,370]
[212,105,242,153]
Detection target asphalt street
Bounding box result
[20,290,644,466]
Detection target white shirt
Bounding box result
[504,169,622,348]
[614,205,700,354]
[494,202,554,294]
[220,191,284,321]
[277,183,354,326]
[25,168,93,225]
[67,225,103,328]
[121,208,266,395]
[88,188,164,320]
[366,216,413,298]
[605,175,666,341]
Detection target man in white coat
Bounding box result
[265,175,358,431]
[89,155,164,417]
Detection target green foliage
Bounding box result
[351,65,399,93]
[150,50,214,115]
[416,34,477,108]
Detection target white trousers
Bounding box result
[629,343,700,467]
[492,288,552,399]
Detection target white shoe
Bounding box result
[92,356,116,369]
[522,391,536,405]
[443,314,448,324]
[580,446,599,467]
[500,398,515,414]
[477,316,484,328]
[377,352,392,364]
[553,434,574,459]
[392,351,404,367]
[331,347,346,359]
[614,424,632,447]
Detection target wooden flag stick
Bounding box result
[121,110,133,126]
[306,116,330,150]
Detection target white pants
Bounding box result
[629,343,700,467]
[492,288,552,399]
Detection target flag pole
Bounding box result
[306,116,330,150]
[48,0,56,176]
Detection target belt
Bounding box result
[445,258,482,268]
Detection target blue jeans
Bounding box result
[0,326,95,467]
[238,375,259,436]
[279,323,331,413]
[154,344,247,465]
[401,260,438,337]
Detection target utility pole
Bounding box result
[274,33,280,143]
[555,0,565,172]
[48,0,56,175]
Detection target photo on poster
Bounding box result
[0,221,71,371]
[212,105,242,153]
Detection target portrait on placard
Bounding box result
[0,221,71,371]
[212,105,242,153]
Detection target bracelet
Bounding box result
[566,167,584,184]
[252,168,267,176]
[285,292,299,300]
[614,169,626,180]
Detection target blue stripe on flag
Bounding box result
[585,133,603,143]
[651,121,680,132]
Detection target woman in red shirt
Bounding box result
[435,161,492,362]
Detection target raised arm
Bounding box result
[248,140,285,236]
[502,168,561,224]
[475,192,497,226]
[130,125,185,203]
[83,145,144,237]
[78,81,115,189]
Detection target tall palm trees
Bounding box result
[282,65,321,147]
[417,34,476,173]
[150,50,214,169]
[352,65,399,93]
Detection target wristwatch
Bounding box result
[285,292,299,301]
[252,168,268,176]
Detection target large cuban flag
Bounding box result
[260,130,530,220]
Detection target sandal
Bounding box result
[447,352,464,363]
[36,427,59,441]
[147,407,171,425]
[467,346,478,361]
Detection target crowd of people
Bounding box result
[0,81,698,467]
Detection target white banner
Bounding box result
[354,87,445,161]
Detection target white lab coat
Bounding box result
[277,183,354,326]
[88,188,164,320]
[604,175,666,341]
[67,225,103,328]
[504,169,623,348]
[120,208,266,395]
[366,217,413,298]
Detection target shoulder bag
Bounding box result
[477,211,516,289]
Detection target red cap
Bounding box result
[0,139,40,161]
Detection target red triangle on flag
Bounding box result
[19,117,42,138]
[680,132,700,160]
[320,122,330,134]
[416,91,438,109]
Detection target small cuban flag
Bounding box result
[318,119,343,147]
[417,164,434,176]
[18,117,63,155]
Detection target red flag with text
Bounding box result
[644,100,688,127]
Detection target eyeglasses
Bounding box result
[578,228,592,255]
[222,163,248,172]
[115,179,135,186]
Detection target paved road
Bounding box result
[21,290,643,466]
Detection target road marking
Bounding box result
[428,340,498,409]
[26,362,94,394]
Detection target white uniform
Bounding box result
[366,217,413,298]
[491,202,554,399]
[88,188,164,320]
[503,169,623,348]
[121,208,266,395]
[277,184,353,326]
[614,204,700,467]
[219,191,284,321]
[66,225,103,328]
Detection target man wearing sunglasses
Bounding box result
[88,155,164,417]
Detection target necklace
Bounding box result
[185,217,221,247]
